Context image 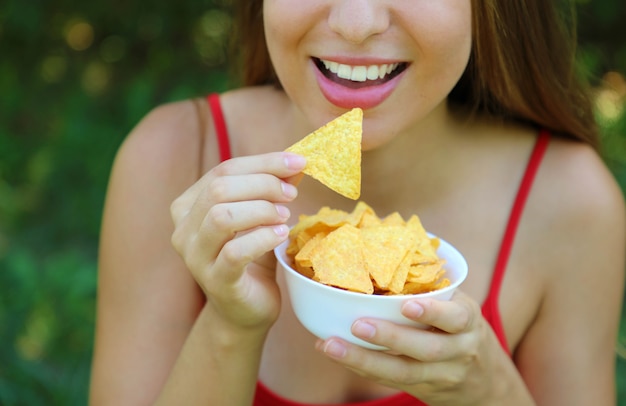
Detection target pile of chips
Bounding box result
[286,202,450,295]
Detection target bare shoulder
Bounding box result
[218,86,294,155]
[116,86,290,176]
[220,85,289,116]
[528,137,625,279]
[510,136,625,403]
[101,97,209,297]
[534,137,625,243]
[116,98,207,182]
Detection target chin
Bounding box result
[360,134,394,152]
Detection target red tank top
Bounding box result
[206,93,550,406]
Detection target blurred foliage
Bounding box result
[0,0,233,404]
[0,0,624,405]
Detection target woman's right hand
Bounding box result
[170,152,306,332]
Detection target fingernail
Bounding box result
[352,320,376,339]
[403,301,424,318]
[281,182,298,199]
[284,153,307,170]
[323,339,347,358]
[273,224,289,237]
[276,205,290,219]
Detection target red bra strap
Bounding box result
[484,130,550,347]
[207,93,232,162]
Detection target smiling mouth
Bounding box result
[314,58,408,89]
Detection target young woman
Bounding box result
[90,1,625,405]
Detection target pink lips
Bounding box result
[314,60,405,110]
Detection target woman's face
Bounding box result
[263,0,472,149]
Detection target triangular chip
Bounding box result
[388,250,412,294]
[285,108,362,199]
[407,261,445,284]
[382,212,406,226]
[288,207,350,241]
[346,201,376,227]
[310,224,373,294]
[294,232,326,268]
[406,215,439,261]
[361,225,414,290]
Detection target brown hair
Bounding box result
[230,1,276,87]
[231,0,599,147]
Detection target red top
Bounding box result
[206,93,550,406]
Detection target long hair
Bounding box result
[230,1,276,87]
[231,0,599,147]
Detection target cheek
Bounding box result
[263,8,295,90]
[263,1,311,75]
[263,1,287,56]
[263,0,321,49]
[263,1,326,106]
[431,27,472,74]
[408,2,472,68]
[407,6,473,102]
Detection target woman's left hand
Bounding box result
[315,290,523,405]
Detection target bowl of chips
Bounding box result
[274,202,468,350]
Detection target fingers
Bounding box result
[172,174,296,256]
[315,338,467,387]
[170,152,305,265]
[211,224,289,286]
[315,292,483,381]
[171,151,305,226]
[401,291,479,334]
[187,200,291,275]
[350,318,476,363]
[353,293,480,359]
[283,172,305,186]
[212,151,307,179]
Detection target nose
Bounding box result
[328,0,390,44]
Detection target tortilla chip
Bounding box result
[285,108,362,199]
[295,232,326,268]
[361,225,414,290]
[310,224,373,294]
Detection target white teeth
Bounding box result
[337,64,352,79]
[321,59,399,82]
[378,64,387,79]
[350,66,367,81]
[366,65,379,80]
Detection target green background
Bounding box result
[0,0,625,404]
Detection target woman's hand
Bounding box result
[170,152,306,331]
[315,290,527,405]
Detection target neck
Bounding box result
[359,103,470,215]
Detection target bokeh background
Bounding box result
[0,0,625,404]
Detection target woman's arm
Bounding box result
[90,99,306,405]
[514,142,626,405]
[89,101,211,404]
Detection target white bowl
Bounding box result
[274,233,468,350]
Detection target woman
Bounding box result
[90,0,625,404]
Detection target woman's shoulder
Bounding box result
[523,133,625,280]
[505,133,625,400]
[220,85,289,110]
[116,86,289,175]
[217,86,295,156]
[108,97,212,206]
[119,98,207,166]
[537,135,624,222]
